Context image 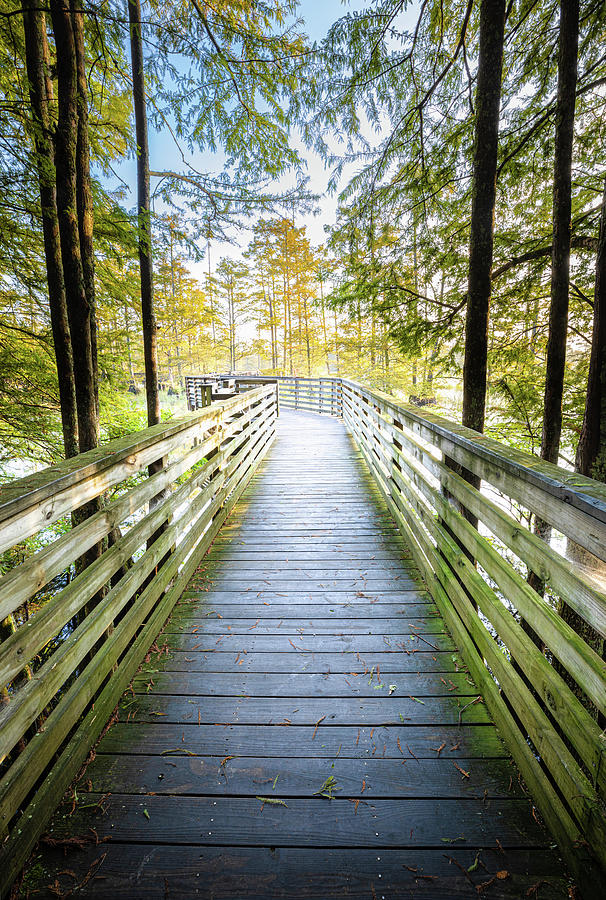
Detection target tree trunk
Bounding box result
[528,0,579,611]
[124,302,136,388]
[303,297,311,376]
[334,308,339,371]
[576,177,606,481]
[72,0,98,427]
[50,0,98,454]
[539,0,579,465]
[22,3,78,459]
[461,0,506,438]
[129,0,160,427]
[557,177,606,703]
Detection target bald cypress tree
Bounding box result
[461,0,507,439]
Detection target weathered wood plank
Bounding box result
[138,651,459,674]
[132,671,475,697]
[178,589,430,604]
[170,601,438,618]
[97,723,507,759]
[45,794,548,847]
[24,845,568,899]
[166,618,455,653]
[84,752,517,797]
[118,694,491,726]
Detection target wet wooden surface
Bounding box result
[23,410,569,897]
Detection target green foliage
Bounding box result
[293,0,606,460]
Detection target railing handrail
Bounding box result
[340,377,606,532]
[0,393,253,540]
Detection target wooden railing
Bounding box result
[339,378,606,889]
[274,376,341,415]
[190,374,343,417]
[0,384,278,894]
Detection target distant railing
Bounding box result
[339,378,606,890]
[0,384,278,895]
[186,374,343,417]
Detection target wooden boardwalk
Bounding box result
[25,410,568,898]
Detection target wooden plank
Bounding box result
[138,652,459,674]
[205,550,410,562]
[98,724,507,760]
[84,752,517,797]
[44,794,547,847]
[118,694,491,726]
[23,845,567,899]
[170,601,439,618]
[178,590,431,604]
[166,620,450,636]
[132,671,475,697]
[190,579,421,592]
[160,635,454,654]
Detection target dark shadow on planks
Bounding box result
[22,410,569,898]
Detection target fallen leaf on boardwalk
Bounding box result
[256,796,287,806]
[143,809,150,820]
[467,852,481,873]
[527,881,547,897]
[161,748,197,756]
[409,696,425,704]
[453,762,470,779]
[431,742,446,756]
[496,871,509,880]
[40,832,106,854]
[314,775,341,799]
[312,715,326,739]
